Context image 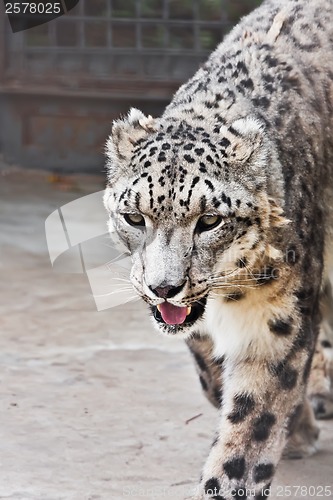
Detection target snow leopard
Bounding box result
[104,0,333,498]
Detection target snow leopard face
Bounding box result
[104,109,287,337]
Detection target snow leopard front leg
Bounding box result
[186,329,320,461]
[186,334,224,409]
[195,298,320,500]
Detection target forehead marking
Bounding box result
[205,180,215,191]
[200,196,207,212]
[135,192,141,209]
[165,228,174,245]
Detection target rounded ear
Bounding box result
[220,116,266,163]
[105,108,156,184]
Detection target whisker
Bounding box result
[210,281,260,290]
[211,279,261,286]
[210,291,243,301]
[97,291,135,298]
[194,298,207,307]
[208,277,261,285]
[208,273,266,283]
[243,263,257,282]
[94,290,138,298]
[104,246,130,259]
[210,267,239,279]
[99,285,135,292]
[107,276,132,283]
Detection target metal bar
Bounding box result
[22,46,211,56]
[13,31,25,77]
[163,0,169,47]
[79,0,85,48]
[0,83,180,100]
[107,0,112,47]
[193,0,200,51]
[48,11,58,69]
[0,9,6,82]
[136,0,143,77]
[136,0,141,48]
[36,15,229,26]
[1,0,245,89]
[221,0,229,24]
[161,0,169,78]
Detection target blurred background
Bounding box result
[0,0,262,173]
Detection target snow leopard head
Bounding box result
[104,108,287,338]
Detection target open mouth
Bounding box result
[151,297,207,326]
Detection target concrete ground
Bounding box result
[0,163,332,500]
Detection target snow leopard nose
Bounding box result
[150,281,186,299]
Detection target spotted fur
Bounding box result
[104,0,333,498]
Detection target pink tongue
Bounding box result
[159,303,188,325]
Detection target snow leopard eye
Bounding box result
[196,214,223,232]
[123,213,145,227]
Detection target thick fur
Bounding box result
[104,0,333,498]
